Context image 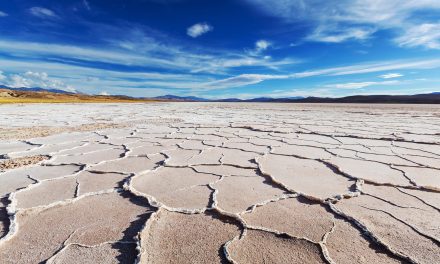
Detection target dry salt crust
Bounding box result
[0,103,439,263]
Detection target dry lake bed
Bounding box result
[0,103,439,264]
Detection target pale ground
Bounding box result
[0,103,439,264]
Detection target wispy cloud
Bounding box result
[0,37,296,75]
[295,59,440,77]
[0,40,172,69]
[245,0,440,48]
[395,23,440,49]
[246,0,440,25]
[307,26,375,43]
[205,59,440,89]
[200,74,288,90]
[0,39,438,96]
[187,22,213,38]
[202,58,438,90]
[2,55,438,95]
[380,73,403,79]
[0,11,8,17]
[182,59,440,90]
[29,7,59,19]
[325,80,399,89]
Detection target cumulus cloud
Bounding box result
[0,11,8,17]
[0,71,75,92]
[255,40,271,52]
[380,73,403,79]
[246,40,272,56]
[29,7,58,19]
[99,91,110,96]
[187,23,213,38]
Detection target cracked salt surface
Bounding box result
[0,103,439,263]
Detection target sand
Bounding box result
[0,155,49,170]
[0,102,439,263]
[0,123,127,141]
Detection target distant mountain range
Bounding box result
[287,94,440,104]
[0,85,75,95]
[154,94,440,104]
[0,86,154,103]
[205,96,305,102]
[153,94,306,102]
[1,86,440,104]
[153,94,210,101]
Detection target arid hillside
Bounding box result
[0,89,159,103]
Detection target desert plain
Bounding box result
[0,102,439,264]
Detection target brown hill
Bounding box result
[0,89,160,103]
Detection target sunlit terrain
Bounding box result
[0,103,439,263]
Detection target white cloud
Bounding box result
[99,91,109,96]
[29,7,58,19]
[200,74,289,90]
[191,56,297,74]
[292,59,440,77]
[331,82,377,89]
[0,71,75,92]
[0,56,438,95]
[0,23,294,78]
[380,73,403,79]
[395,23,440,49]
[187,23,213,38]
[307,26,375,43]
[325,80,399,89]
[0,38,293,75]
[246,40,273,57]
[245,0,440,25]
[0,11,8,17]
[0,39,195,71]
[245,0,440,48]
[255,40,271,52]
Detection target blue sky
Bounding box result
[0,0,439,98]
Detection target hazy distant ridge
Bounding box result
[1,86,440,104]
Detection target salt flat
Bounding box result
[0,103,439,263]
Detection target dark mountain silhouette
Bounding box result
[294,93,440,104]
[155,94,440,104]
